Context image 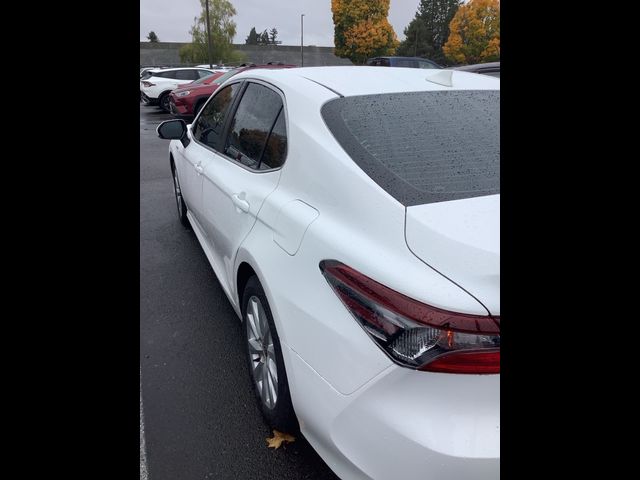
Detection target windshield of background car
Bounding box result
[192,73,216,85]
[321,90,499,206]
[212,69,240,85]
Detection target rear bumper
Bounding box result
[285,345,500,480]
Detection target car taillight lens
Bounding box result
[142,81,155,87]
[319,260,500,374]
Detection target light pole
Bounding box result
[205,0,213,68]
[301,14,305,67]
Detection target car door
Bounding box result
[174,82,243,224]
[200,81,287,291]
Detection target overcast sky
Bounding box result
[140,0,420,46]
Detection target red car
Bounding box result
[169,63,296,119]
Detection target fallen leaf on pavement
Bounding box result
[266,430,296,449]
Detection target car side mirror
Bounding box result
[157,119,186,140]
[157,119,190,147]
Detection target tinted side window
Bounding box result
[174,70,197,80]
[395,59,417,68]
[260,109,287,170]
[193,83,241,150]
[224,83,284,170]
[161,70,181,79]
[380,58,390,66]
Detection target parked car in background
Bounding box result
[169,63,296,120]
[367,56,441,69]
[156,66,499,480]
[140,67,215,111]
[454,61,500,78]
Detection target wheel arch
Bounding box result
[236,261,257,313]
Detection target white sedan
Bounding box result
[157,66,500,480]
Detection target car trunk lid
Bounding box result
[405,194,499,315]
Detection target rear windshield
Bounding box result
[321,90,499,206]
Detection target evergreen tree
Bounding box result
[269,27,278,44]
[259,30,270,45]
[396,0,461,65]
[245,27,259,45]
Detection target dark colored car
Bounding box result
[454,62,500,78]
[169,63,297,119]
[366,56,441,69]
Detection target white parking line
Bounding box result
[140,369,149,480]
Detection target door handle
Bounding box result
[195,163,204,175]
[232,193,250,213]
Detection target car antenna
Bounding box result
[424,70,453,87]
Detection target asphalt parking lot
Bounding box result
[139,103,340,480]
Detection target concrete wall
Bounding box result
[140,42,352,67]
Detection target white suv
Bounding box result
[140,67,214,111]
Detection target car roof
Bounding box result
[232,66,499,98]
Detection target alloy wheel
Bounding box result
[246,295,278,409]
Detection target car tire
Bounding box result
[171,164,190,229]
[242,276,298,433]
[159,92,171,112]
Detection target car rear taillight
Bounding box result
[142,81,155,87]
[319,260,500,374]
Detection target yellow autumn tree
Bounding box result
[443,0,500,64]
[332,0,399,64]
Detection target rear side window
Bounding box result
[174,70,198,80]
[197,69,212,78]
[394,59,417,68]
[224,83,286,170]
[193,83,241,151]
[321,90,500,206]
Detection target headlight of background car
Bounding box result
[176,91,191,97]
